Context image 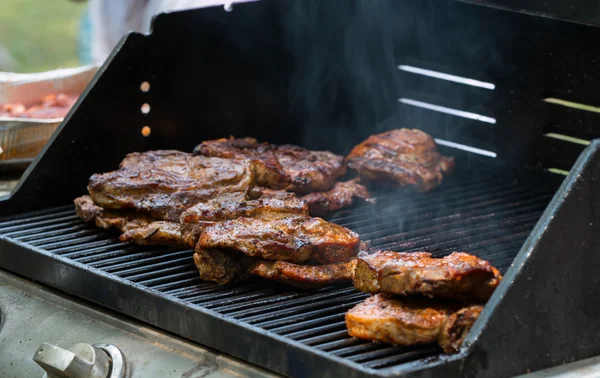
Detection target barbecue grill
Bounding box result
[2,1,600,377]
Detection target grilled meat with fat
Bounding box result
[198,216,359,264]
[353,251,502,301]
[346,129,454,191]
[193,248,253,285]
[345,293,483,353]
[180,189,307,247]
[249,257,357,288]
[194,248,356,287]
[88,150,255,222]
[182,188,360,263]
[193,137,347,193]
[74,195,186,246]
[300,178,375,216]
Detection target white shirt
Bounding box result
[89,0,255,64]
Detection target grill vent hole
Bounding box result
[140,81,150,92]
[141,103,151,114]
[141,126,151,137]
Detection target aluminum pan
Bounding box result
[0,65,98,161]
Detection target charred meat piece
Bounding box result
[193,137,347,193]
[194,137,287,189]
[193,248,356,288]
[249,258,357,288]
[346,129,454,192]
[198,216,360,264]
[354,251,502,301]
[193,248,253,285]
[300,178,375,216]
[180,189,308,247]
[182,188,360,264]
[345,294,483,353]
[88,150,255,222]
[74,195,186,246]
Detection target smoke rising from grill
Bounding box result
[275,0,505,249]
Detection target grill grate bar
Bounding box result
[0,207,74,228]
[214,288,330,314]
[115,256,193,278]
[270,313,347,335]
[302,330,350,346]
[346,346,409,363]
[20,225,93,243]
[150,277,201,292]
[195,288,276,307]
[100,249,191,273]
[332,343,390,358]
[363,347,440,369]
[74,248,150,265]
[2,216,81,237]
[58,239,127,256]
[328,174,507,222]
[361,195,551,244]
[254,297,366,330]
[285,320,347,340]
[334,181,526,228]
[137,269,199,287]
[227,287,356,318]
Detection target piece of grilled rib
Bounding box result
[353,251,502,301]
[193,137,347,193]
[300,178,375,216]
[346,129,454,192]
[198,216,359,264]
[180,189,307,247]
[193,248,356,288]
[346,293,483,353]
[181,188,360,263]
[74,195,186,246]
[88,150,255,222]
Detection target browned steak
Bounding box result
[74,195,186,247]
[193,137,347,193]
[180,189,307,247]
[353,251,502,301]
[182,188,360,263]
[345,293,483,353]
[88,150,255,222]
[346,129,454,192]
[198,216,359,264]
[193,247,356,288]
[300,178,375,216]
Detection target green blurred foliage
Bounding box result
[0,0,86,73]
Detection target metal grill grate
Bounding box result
[0,162,561,372]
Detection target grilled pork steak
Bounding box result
[74,195,186,246]
[180,189,307,247]
[346,293,483,353]
[300,178,375,216]
[198,215,359,264]
[353,251,502,301]
[346,129,454,192]
[193,137,347,193]
[194,248,356,288]
[182,189,361,264]
[88,150,255,222]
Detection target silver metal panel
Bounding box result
[0,269,277,378]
